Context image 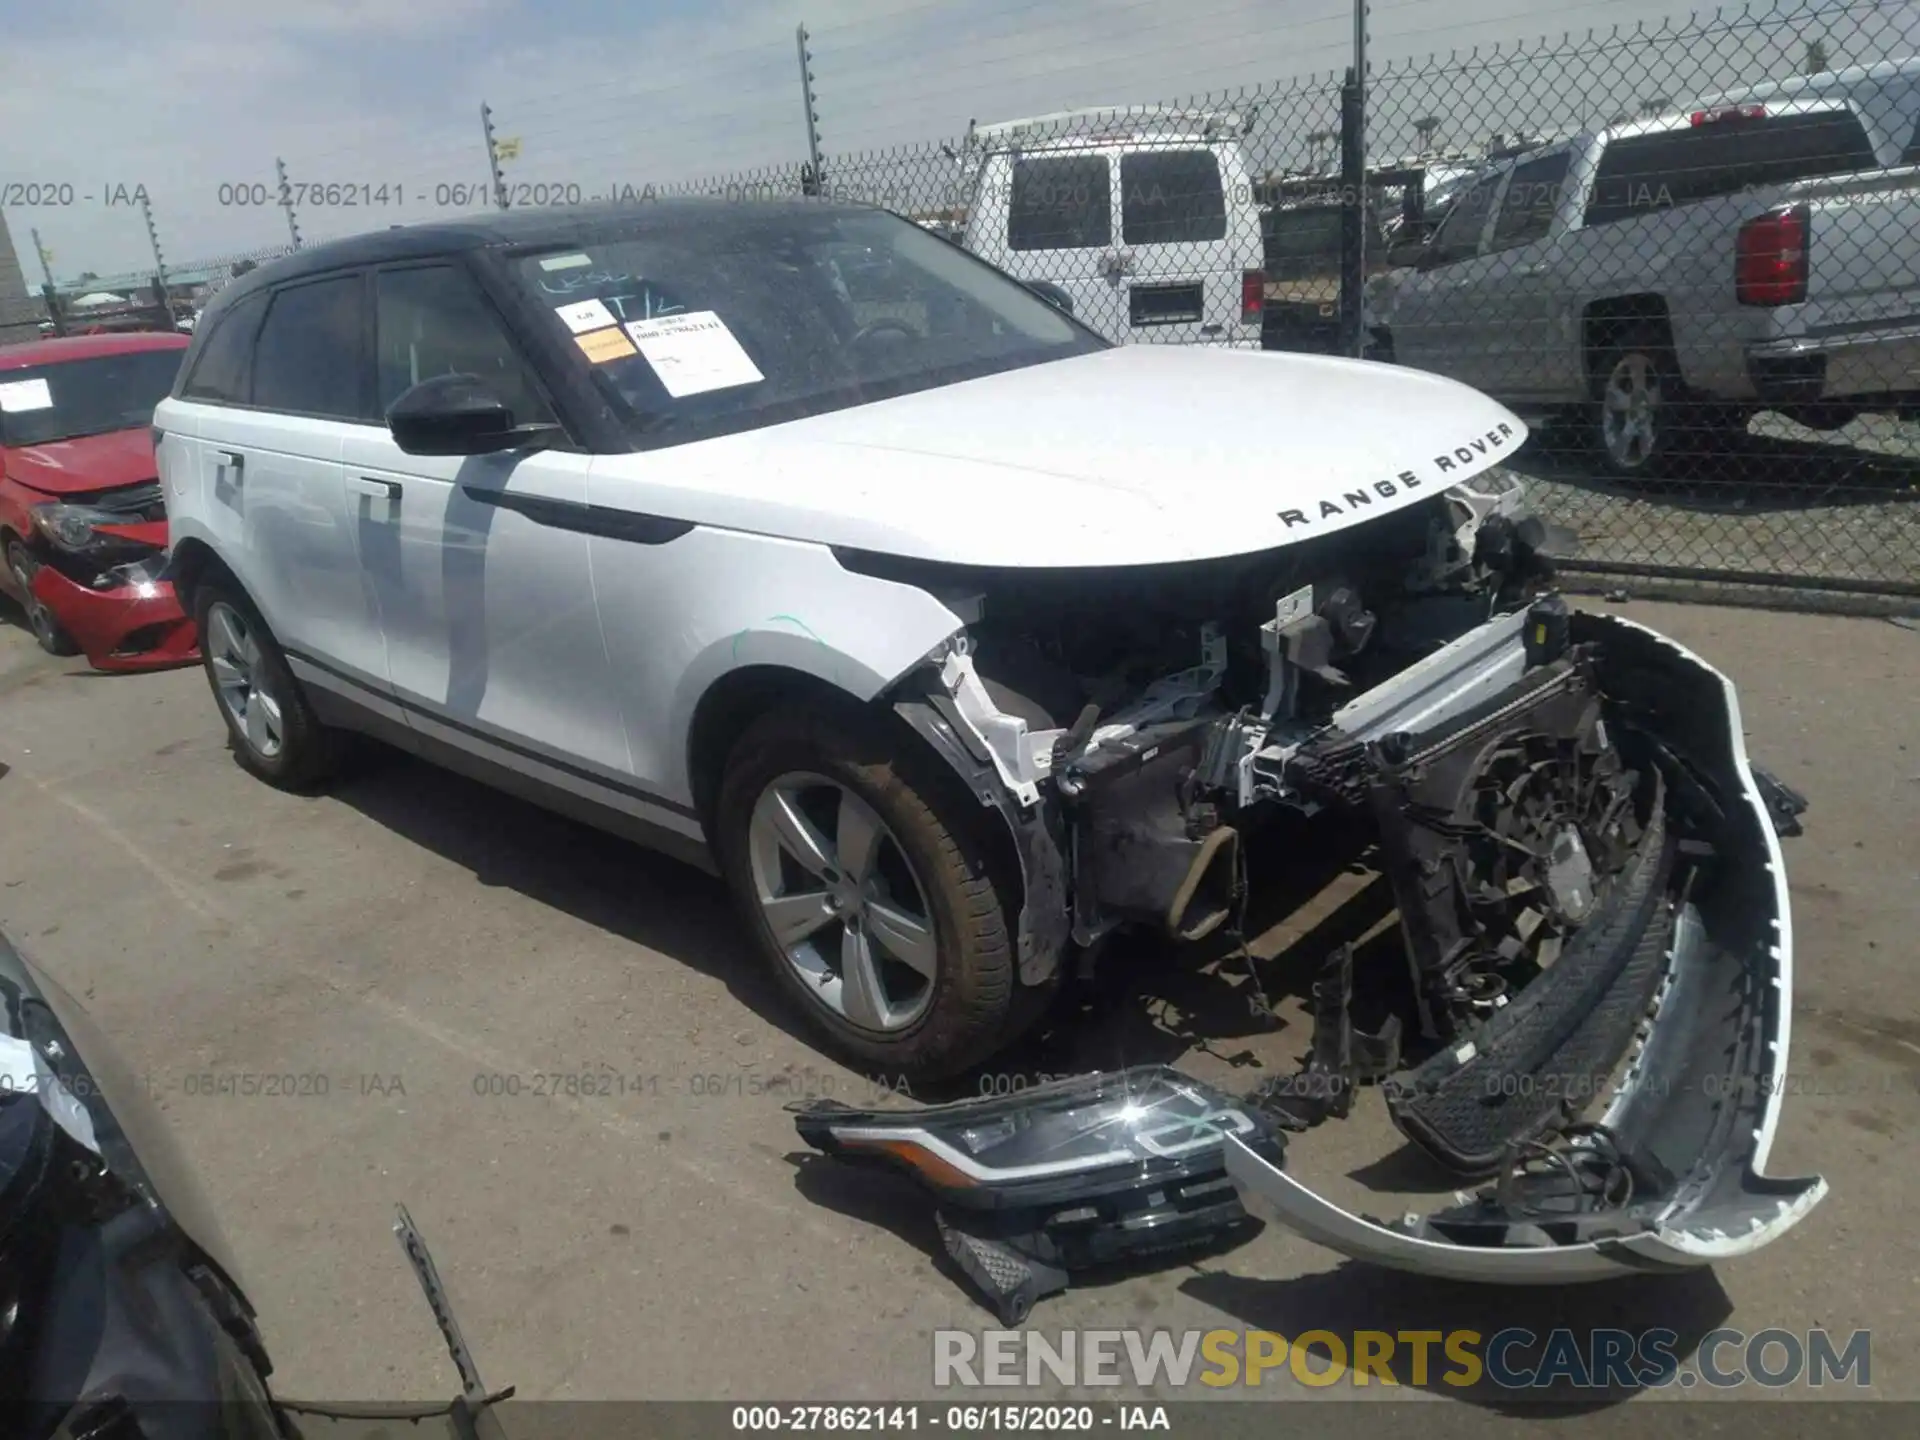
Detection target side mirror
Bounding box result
[1023,280,1075,315]
[386,373,560,457]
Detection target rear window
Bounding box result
[1263,207,1345,279]
[1584,109,1879,227]
[1007,155,1111,251]
[1120,150,1227,244]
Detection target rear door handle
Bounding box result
[348,476,403,501]
[215,450,244,480]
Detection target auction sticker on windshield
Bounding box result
[0,377,53,412]
[555,297,618,334]
[576,326,638,363]
[624,311,763,398]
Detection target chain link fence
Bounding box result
[665,0,1915,606]
[43,0,1916,606]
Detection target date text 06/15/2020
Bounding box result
[729,1405,1172,1432]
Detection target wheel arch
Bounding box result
[684,658,1049,986]
[685,663,872,835]
[1581,295,1675,391]
[166,536,248,621]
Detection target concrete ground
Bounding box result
[0,595,1914,1418]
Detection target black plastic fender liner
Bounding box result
[892,692,1071,987]
[1223,613,1827,1282]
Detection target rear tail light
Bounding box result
[1241,269,1265,321]
[1736,205,1809,306]
[150,424,166,450]
[1692,103,1766,126]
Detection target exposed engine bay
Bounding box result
[802,470,1826,1309]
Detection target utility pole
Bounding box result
[795,24,826,196]
[481,103,510,210]
[276,158,303,250]
[1339,0,1370,358]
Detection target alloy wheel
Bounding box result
[1600,353,1662,472]
[747,772,938,1033]
[205,601,285,760]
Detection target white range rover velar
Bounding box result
[155,200,1823,1286]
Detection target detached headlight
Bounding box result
[28,502,141,556]
[792,1065,1283,1323]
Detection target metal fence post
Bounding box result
[28,228,61,334]
[482,103,511,210]
[276,159,303,250]
[1338,68,1366,358]
[139,195,172,330]
[796,24,826,196]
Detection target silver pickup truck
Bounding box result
[1374,58,1920,478]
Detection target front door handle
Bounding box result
[215,450,244,481]
[348,476,403,501]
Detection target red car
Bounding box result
[0,332,198,671]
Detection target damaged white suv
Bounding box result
[157,200,1823,1282]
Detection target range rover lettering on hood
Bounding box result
[586,346,1533,568]
[1278,422,1519,532]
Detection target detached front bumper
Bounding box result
[1226,612,1825,1281]
[31,557,198,672]
[819,608,1823,1307]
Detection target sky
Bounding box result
[2,0,1915,279]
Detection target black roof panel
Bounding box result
[207,196,881,316]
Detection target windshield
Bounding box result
[0,349,184,447]
[512,207,1105,448]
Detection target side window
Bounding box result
[374,265,554,423]
[250,276,368,418]
[1427,175,1499,265]
[1905,112,1920,164]
[1007,155,1112,251]
[1120,151,1227,244]
[1489,151,1572,252]
[180,292,267,405]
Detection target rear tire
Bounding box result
[194,578,345,790]
[6,539,81,658]
[715,699,1026,1082]
[1589,327,1681,481]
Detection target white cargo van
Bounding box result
[960,108,1266,346]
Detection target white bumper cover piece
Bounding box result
[1224,612,1828,1282]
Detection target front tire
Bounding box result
[194,579,344,790]
[6,539,80,657]
[715,700,1024,1082]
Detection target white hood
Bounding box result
[588,346,1528,568]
